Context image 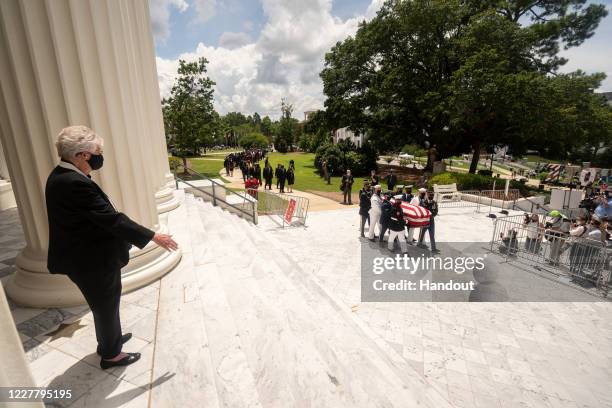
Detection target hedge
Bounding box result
[428,172,530,196]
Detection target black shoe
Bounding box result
[100,352,141,370]
[431,248,440,254]
[97,333,132,356]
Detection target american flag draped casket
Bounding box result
[390,198,431,227]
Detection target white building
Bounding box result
[333,127,367,148]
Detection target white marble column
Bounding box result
[0,285,44,407]
[0,137,17,210]
[0,0,181,307]
[129,0,178,212]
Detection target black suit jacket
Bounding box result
[45,164,155,277]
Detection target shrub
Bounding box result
[401,143,427,158]
[428,172,530,196]
[314,141,378,176]
[239,132,268,150]
[477,169,493,176]
[168,156,182,171]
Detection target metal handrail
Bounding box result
[173,166,257,222]
[247,188,310,227]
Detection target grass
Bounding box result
[255,152,354,193]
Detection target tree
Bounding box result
[261,116,273,139]
[239,132,269,150]
[320,0,609,172]
[162,57,217,169]
[274,99,296,153]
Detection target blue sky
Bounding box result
[154,0,374,59]
[150,0,612,118]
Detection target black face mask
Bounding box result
[87,154,104,170]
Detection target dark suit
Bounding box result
[45,163,154,358]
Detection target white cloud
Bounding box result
[218,31,252,49]
[193,0,217,22]
[149,0,188,44]
[154,0,383,118]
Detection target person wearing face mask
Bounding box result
[406,188,427,244]
[568,215,589,280]
[368,185,382,240]
[45,126,178,370]
[524,214,543,254]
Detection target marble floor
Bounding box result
[2,195,612,408]
[259,206,612,408]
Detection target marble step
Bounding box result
[150,193,221,408]
[236,216,453,407]
[193,198,452,407]
[186,195,264,408]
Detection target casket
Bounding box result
[390,199,431,227]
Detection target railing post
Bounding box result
[212,181,217,206]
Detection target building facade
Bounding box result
[333,127,367,148]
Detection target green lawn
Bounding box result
[256,152,345,193]
[186,157,227,180]
[187,152,340,191]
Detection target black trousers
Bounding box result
[343,188,352,204]
[379,221,389,242]
[265,178,272,189]
[68,269,123,359]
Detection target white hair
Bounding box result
[55,125,103,160]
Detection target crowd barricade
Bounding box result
[435,189,520,212]
[489,215,610,296]
[246,188,310,227]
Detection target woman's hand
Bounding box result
[152,233,179,251]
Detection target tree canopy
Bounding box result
[321,0,611,171]
[162,58,219,159]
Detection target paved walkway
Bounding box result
[219,167,356,212]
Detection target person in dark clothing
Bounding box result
[275,164,281,189]
[369,170,379,187]
[286,166,295,193]
[386,170,398,191]
[46,126,178,370]
[253,163,262,186]
[278,165,286,193]
[418,191,439,253]
[263,163,274,190]
[359,183,372,237]
[341,169,354,204]
[379,192,394,242]
[401,186,413,202]
[240,161,248,182]
[402,186,414,203]
[387,201,408,252]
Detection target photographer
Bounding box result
[545,210,569,266]
[568,216,589,280]
[523,213,543,254]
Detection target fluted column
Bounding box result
[0,137,17,211]
[130,0,178,212]
[0,137,8,180]
[0,0,181,307]
[0,285,43,407]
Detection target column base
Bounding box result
[4,227,182,308]
[156,186,180,214]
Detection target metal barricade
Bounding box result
[247,188,310,227]
[436,190,482,210]
[489,216,609,295]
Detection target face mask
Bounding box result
[87,154,104,170]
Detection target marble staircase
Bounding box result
[151,191,453,407]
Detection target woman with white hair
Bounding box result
[45,125,178,369]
